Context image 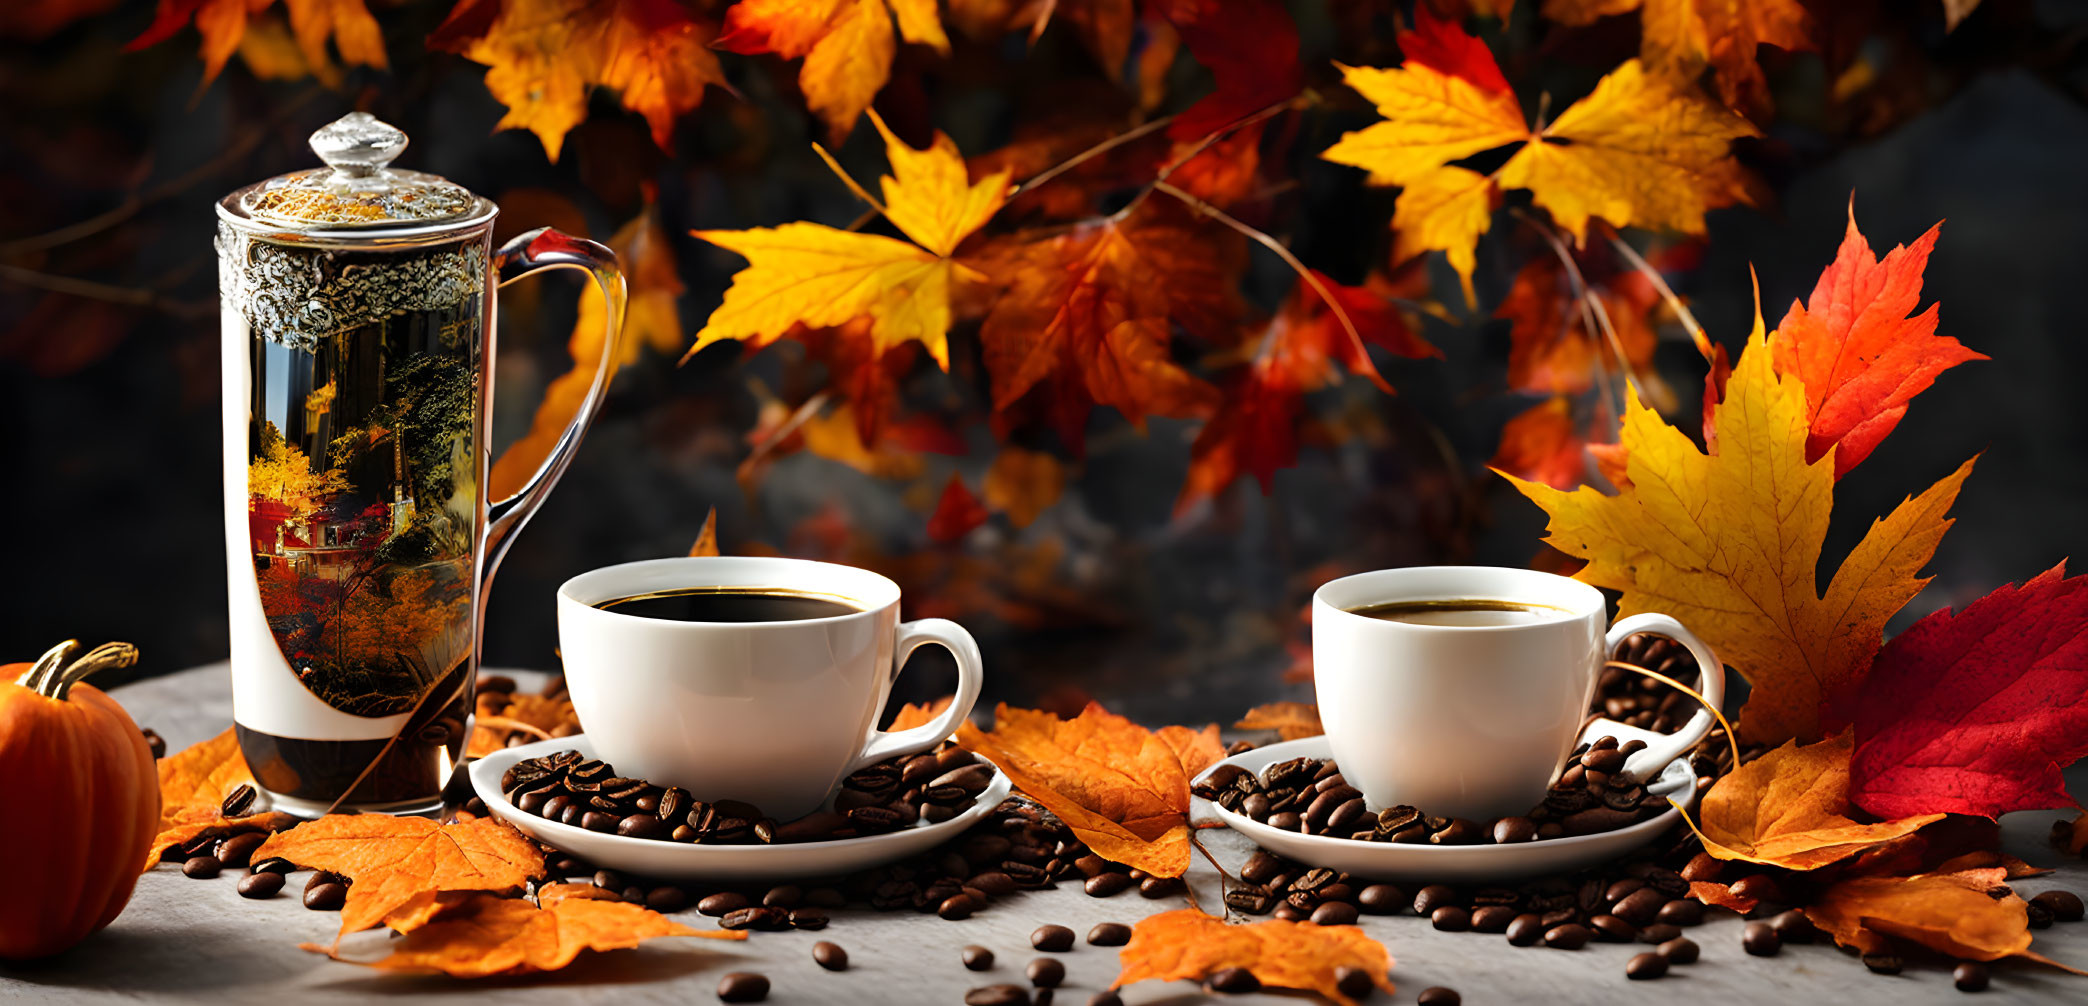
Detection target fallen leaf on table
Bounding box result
[1234,702,1323,740]
[927,475,988,542]
[1502,320,1976,745]
[887,695,954,732]
[687,110,1003,371]
[310,891,737,977]
[1688,880,1758,914]
[957,703,1197,877]
[1770,210,1983,478]
[155,727,253,829]
[1693,733,1942,870]
[689,506,720,557]
[144,809,298,871]
[714,0,946,142]
[254,814,546,939]
[1157,723,1225,780]
[1845,563,2088,820]
[1113,908,1393,1006]
[1805,868,2078,970]
[534,882,632,905]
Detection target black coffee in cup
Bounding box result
[595,587,860,623]
[1346,598,1567,626]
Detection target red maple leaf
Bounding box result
[1491,396,1586,490]
[1846,563,2088,820]
[927,475,988,542]
[1397,5,1510,97]
[1770,207,1985,478]
[1150,0,1301,139]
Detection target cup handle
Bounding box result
[1597,613,1725,781]
[849,618,985,771]
[483,227,626,575]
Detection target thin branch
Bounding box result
[1514,210,1650,425]
[1608,234,1713,363]
[1151,181,1384,392]
[1009,116,1174,199]
[0,264,215,319]
[739,390,832,473]
[1119,93,1310,219]
[811,143,889,217]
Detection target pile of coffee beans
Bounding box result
[1594,633,1704,734]
[1195,735,1664,844]
[499,744,995,844]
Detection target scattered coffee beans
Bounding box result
[236,872,283,899]
[1087,922,1131,946]
[182,855,222,879]
[1861,953,1903,975]
[1954,962,1990,992]
[1657,937,1699,964]
[2031,889,2084,922]
[1205,966,1260,993]
[1333,965,1373,999]
[965,984,1029,1006]
[963,945,996,970]
[716,971,769,1003]
[812,941,847,971]
[1031,924,1075,952]
[1544,923,1592,949]
[1626,952,1669,980]
[1026,958,1065,988]
[1742,921,1782,956]
[303,882,346,911]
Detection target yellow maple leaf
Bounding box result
[1543,0,1811,112]
[1320,61,1528,187]
[715,0,948,142]
[687,111,1006,369]
[453,0,726,161]
[1500,320,1976,745]
[130,0,385,86]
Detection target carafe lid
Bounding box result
[219,112,493,234]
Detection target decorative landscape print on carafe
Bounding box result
[218,112,626,815]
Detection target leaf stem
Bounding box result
[1608,234,1713,362]
[1009,117,1174,199]
[811,143,890,219]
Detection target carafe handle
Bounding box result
[483,227,625,573]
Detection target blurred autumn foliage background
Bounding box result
[5,0,2088,722]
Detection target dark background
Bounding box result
[3,0,2086,724]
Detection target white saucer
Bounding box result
[470,735,1012,882]
[1193,731,1699,883]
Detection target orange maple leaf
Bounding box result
[130,0,386,86]
[144,809,298,872]
[1495,253,1663,398]
[154,727,254,832]
[1113,908,1394,1006]
[715,0,947,142]
[1692,733,1943,870]
[1157,723,1226,780]
[434,0,726,161]
[1542,0,1811,114]
[886,694,954,731]
[957,703,1199,877]
[253,814,547,939]
[489,201,685,500]
[1324,10,1756,303]
[970,202,1240,454]
[1503,321,1977,745]
[688,506,720,557]
[689,110,1005,371]
[1770,209,1984,478]
[1491,396,1588,491]
[1804,868,2078,970]
[1234,701,1324,741]
[310,890,738,977]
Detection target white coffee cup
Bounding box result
[1313,566,1722,822]
[556,556,984,821]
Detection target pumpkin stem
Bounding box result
[51,642,140,700]
[17,639,80,693]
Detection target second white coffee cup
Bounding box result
[556,556,983,822]
[1313,566,1722,823]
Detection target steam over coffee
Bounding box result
[1346,598,1568,627]
[595,587,860,623]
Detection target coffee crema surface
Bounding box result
[1345,598,1570,626]
[594,587,861,623]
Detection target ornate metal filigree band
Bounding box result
[216,225,486,351]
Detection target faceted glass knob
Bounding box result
[309,112,407,177]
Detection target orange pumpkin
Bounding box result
[0,641,158,960]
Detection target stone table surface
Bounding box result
[3,664,2085,1006]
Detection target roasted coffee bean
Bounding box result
[617,814,667,840]
[1412,885,1460,916]
[965,985,1030,1006]
[1954,962,1990,992]
[1660,937,1701,965]
[1862,952,1903,975]
[249,856,293,875]
[1224,886,1275,914]
[1416,987,1461,1006]
[1138,875,1183,899]
[1539,908,1579,930]
[215,832,266,869]
[1430,906,1471,932]
[758,884,801,908]
[938,894,979,920]
[1470,905,1516,934]
[579,811,619,832]
[1626,951,1669,980]
[1083,872,1131,898]
[716,971,769,1003]
[698,892,748,916]
[1583,747,1627,773]
[182,855,222,879]
[1268,811,1303,831]
[1612,887,1668,926]
[236,871,283,899]
[1088,922,1132,946]
[1769,909,1817,944]
[1239,850,1281,884]
[1429,818,1484,845]
[2029,901,2055,928]
[1313,901,1360,926]
[1543,923,1592,949]
[1743,921,1782,956]
[721,907,789,931]
[1492,817,1537,844]
[1656,898,1703,926]
[962,945,997,971]
[1590,914,1636,942]
[1680,851,1723,883]
[643,886,688,913]
[1027,958,1065,988]
[1032,924,1075,952]
[219,783,257,818]
[811,941,848,971]
[1333,965,1373,1000]
[304,882,347,911]
[1357,884,1405,915]
[1205,967,1260,994]
[932,764,997,795]
[1727,873,1785,904]
[1639,923,1683,945]
[1506,913,1545,946]
[1273,904,1309,922]
[787,908,828,930]
[2032,889,2085,922]
[142,727,166,759]
[1604,878,1646,903]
